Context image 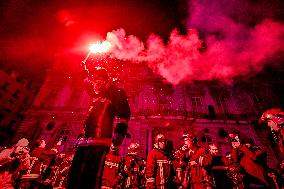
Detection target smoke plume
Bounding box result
[106,28,203,84]
[187,0,284,82]
[104,0,284,85]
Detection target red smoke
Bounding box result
[98,0,284,85]
[103,18,284,85]
[105,28,203,84]
[196,20,284,82]
[186,0,284,83]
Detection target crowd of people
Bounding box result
[95,131,279,189]
[0,138,73,189]
[0,131,283,189]
[143,132,283,189]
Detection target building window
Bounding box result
[216,96,229,114]
[44,89,59,106]
[54,128,70,151]
[252,93,264,103]
[191,96,203,112]
[128,96,135,106]
[68,89,81,107]
[27,127,42,142]
[46,121,55,131]
[252,93,264,112]
[201,135,212,143]
[158,95,171,115]
[26,122,42,142]
[200,135,212,148]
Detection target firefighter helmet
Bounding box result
[182,133,195,141]
[154,134,166,150]
[128,143,140,155]
[174,150,181,159]
[155,134,166,144]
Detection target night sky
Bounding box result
[0,0,187,82]
[0,0,283,90]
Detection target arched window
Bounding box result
[26,121,42,142]
[53,128,70,152]
[200,135,212,148]
[68,89,82,107]
[40,89,59,107]
[46,121,55,131]
[216,96,229,114]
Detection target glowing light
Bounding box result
[89,41,112,54]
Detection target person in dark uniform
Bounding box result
[67,65,131,189]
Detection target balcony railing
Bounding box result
[131,109,259,121]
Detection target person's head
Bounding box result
[182,133,195,149]
[229,132,241,148]
[90,67,109,94]
[225,152,232,159]
[15,138,28,146]
[56,138,63,146]
[128,143,140,155]
[259,109,284,131]
[38,139,46,148]
[154,134,166,150]
[209,143,219,155]
[14,138,30,157]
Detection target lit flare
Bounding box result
[89,41,112,54]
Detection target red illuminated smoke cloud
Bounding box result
[105,21,283,85]
[187,0,284,83]
[104,0,284,85]
[106,28,202,84]
[195,19,284,81]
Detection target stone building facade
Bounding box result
[13,54,281,168]
[0,70,38,145]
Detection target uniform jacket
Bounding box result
[84,84,131,145]
[145,148,173,189]
[121,154,142,189]
[232,145,269,186]
[101,151,122,189]
[187,147,212,189]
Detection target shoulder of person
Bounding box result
[196,147,205,153]
[149,148,160,156]
[0,148,13,157]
